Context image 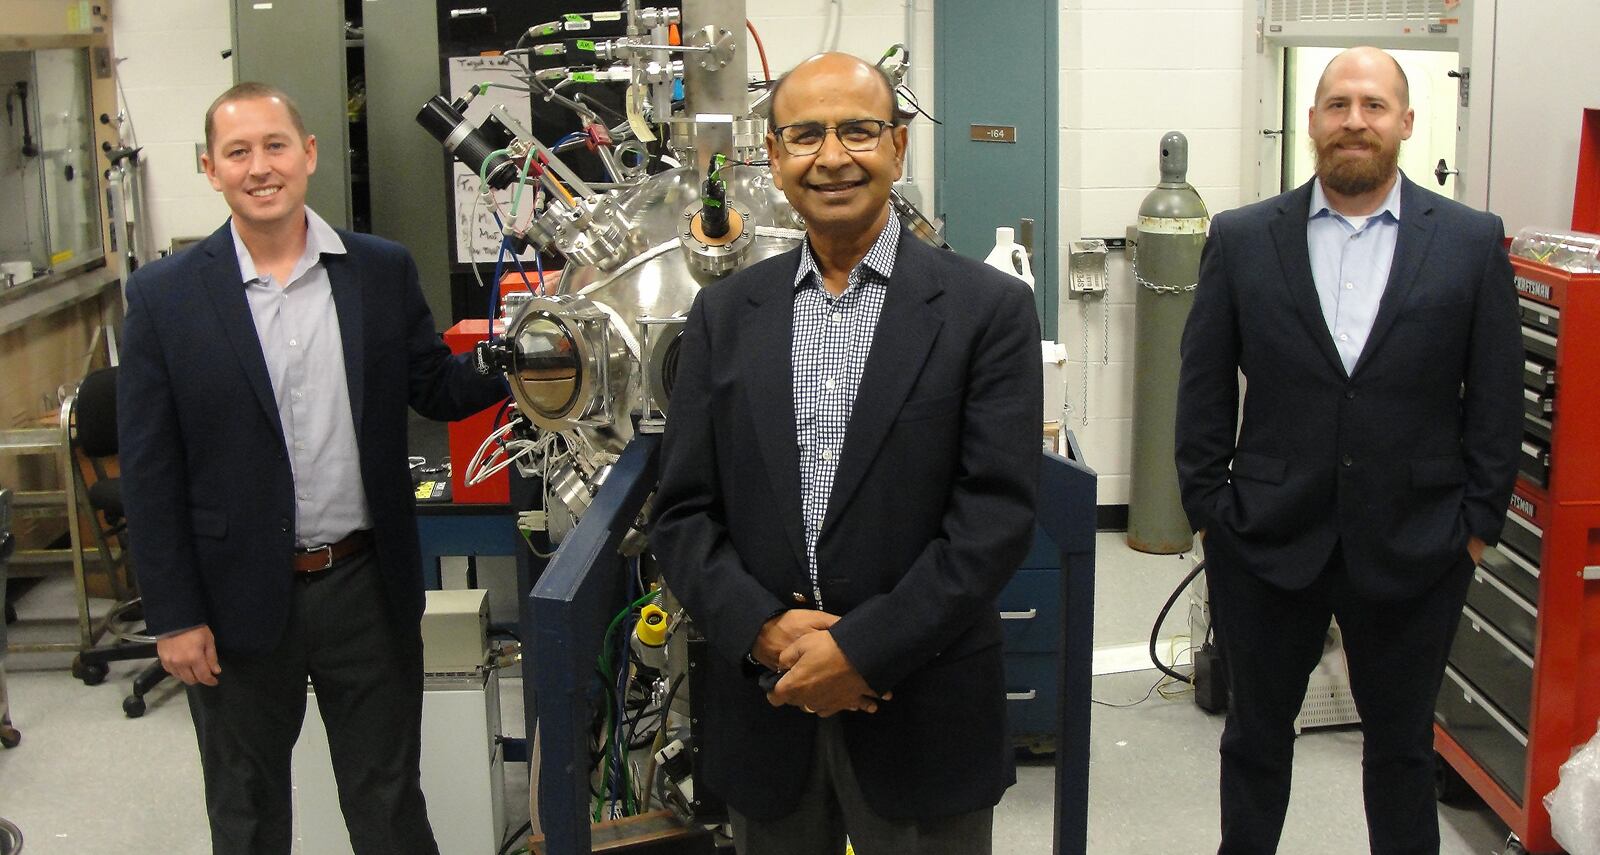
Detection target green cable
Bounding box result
[508,145,540,219]
[593,587,661,819]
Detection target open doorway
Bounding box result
[1281,47,1461,197]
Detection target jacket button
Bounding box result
[279,518,290,532]
[1345,389,1356,400]
[791,592,807,604]
[1341,454,1353,467]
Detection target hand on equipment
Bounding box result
[766,629,890,717]
[157,625,222,686]
[1467,535,1485,566]
[751,608,838,671]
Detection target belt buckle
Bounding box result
[307,543,334,572]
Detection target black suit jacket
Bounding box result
[118,221,506,654]
[1175,176,1522,599]
[651,226,1042,821]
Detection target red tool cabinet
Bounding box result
[1432,255,1600,854]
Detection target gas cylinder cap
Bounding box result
[1159,131,1188,186]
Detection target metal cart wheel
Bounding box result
[1502,835,1527,855]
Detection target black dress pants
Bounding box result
[186,549,439,855]
[1206,544,1473,855]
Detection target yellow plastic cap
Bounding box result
[634,603,669,647]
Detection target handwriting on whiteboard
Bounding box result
[446,54,539,264]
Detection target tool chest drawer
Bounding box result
[1478,544,1540,606]
[1448,606,1534,731]
[1436,665,1528,803]
[1464,567,1537,656]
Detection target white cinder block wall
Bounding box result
[1057,0,1250,507]
[111,0,235,256]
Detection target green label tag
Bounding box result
[563,13,585,23]
[576,39,595,51]
[571,71,598,83]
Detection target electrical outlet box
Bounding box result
[1067,239,1108,299]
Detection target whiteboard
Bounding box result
[445,55,541,264]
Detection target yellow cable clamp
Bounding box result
[634,603,669,647]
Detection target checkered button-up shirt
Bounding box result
[791,214,901,610]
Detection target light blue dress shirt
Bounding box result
[1307,176,1403,375]
[232,208,373,547]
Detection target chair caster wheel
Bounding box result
[71,656,108,686]
[0,725,19,749]
[122,694,146,718]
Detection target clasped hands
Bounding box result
[754,609,889,718]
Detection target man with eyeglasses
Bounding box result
[653,53,1042,855]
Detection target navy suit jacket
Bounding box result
[1175,176,1523,599]
[651,227,1043,821]
[118,221,507,654]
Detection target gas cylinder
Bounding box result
[1128,132,1208,554]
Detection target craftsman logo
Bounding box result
[1515,276,1552,301]
[1510,493,1536,521]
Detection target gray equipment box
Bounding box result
[421,588,489,676]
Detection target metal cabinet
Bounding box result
[1000,528,1063,750]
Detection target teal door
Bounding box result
[935,0,1059,338]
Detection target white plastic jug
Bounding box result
[982,227,1034,290]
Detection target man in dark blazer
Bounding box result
[651,54,1041,854]
[1176,47,1522,854]
[117,83,505,855]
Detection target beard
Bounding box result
[1314,132,1400,197]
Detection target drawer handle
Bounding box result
[1000,609,1038,620]
[1006,690,1037,701]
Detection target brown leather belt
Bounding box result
[292,530,373,573]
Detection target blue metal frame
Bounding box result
[524,434,661,855]
[521,433,1093,854]
[1039,435,1097,855]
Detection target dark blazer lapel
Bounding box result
[743,255,809,570]
[823,232,944,532]
[1350,177,1437,378]
[1269,181,1347,378]
[197,224,285,447]
[324,249,365,436]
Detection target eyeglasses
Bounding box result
[772,119,893,156]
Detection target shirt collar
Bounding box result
[793,211,902,291]
[1309,174,1403,228]
[230,206,348,286]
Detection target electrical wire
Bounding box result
[746,20,772,86]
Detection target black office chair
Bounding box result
[65,366,168,718]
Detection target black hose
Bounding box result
[1149,559,1206,683]
[497,819,532,855]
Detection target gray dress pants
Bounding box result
[730,716,994,855]
[186,548,438,855]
